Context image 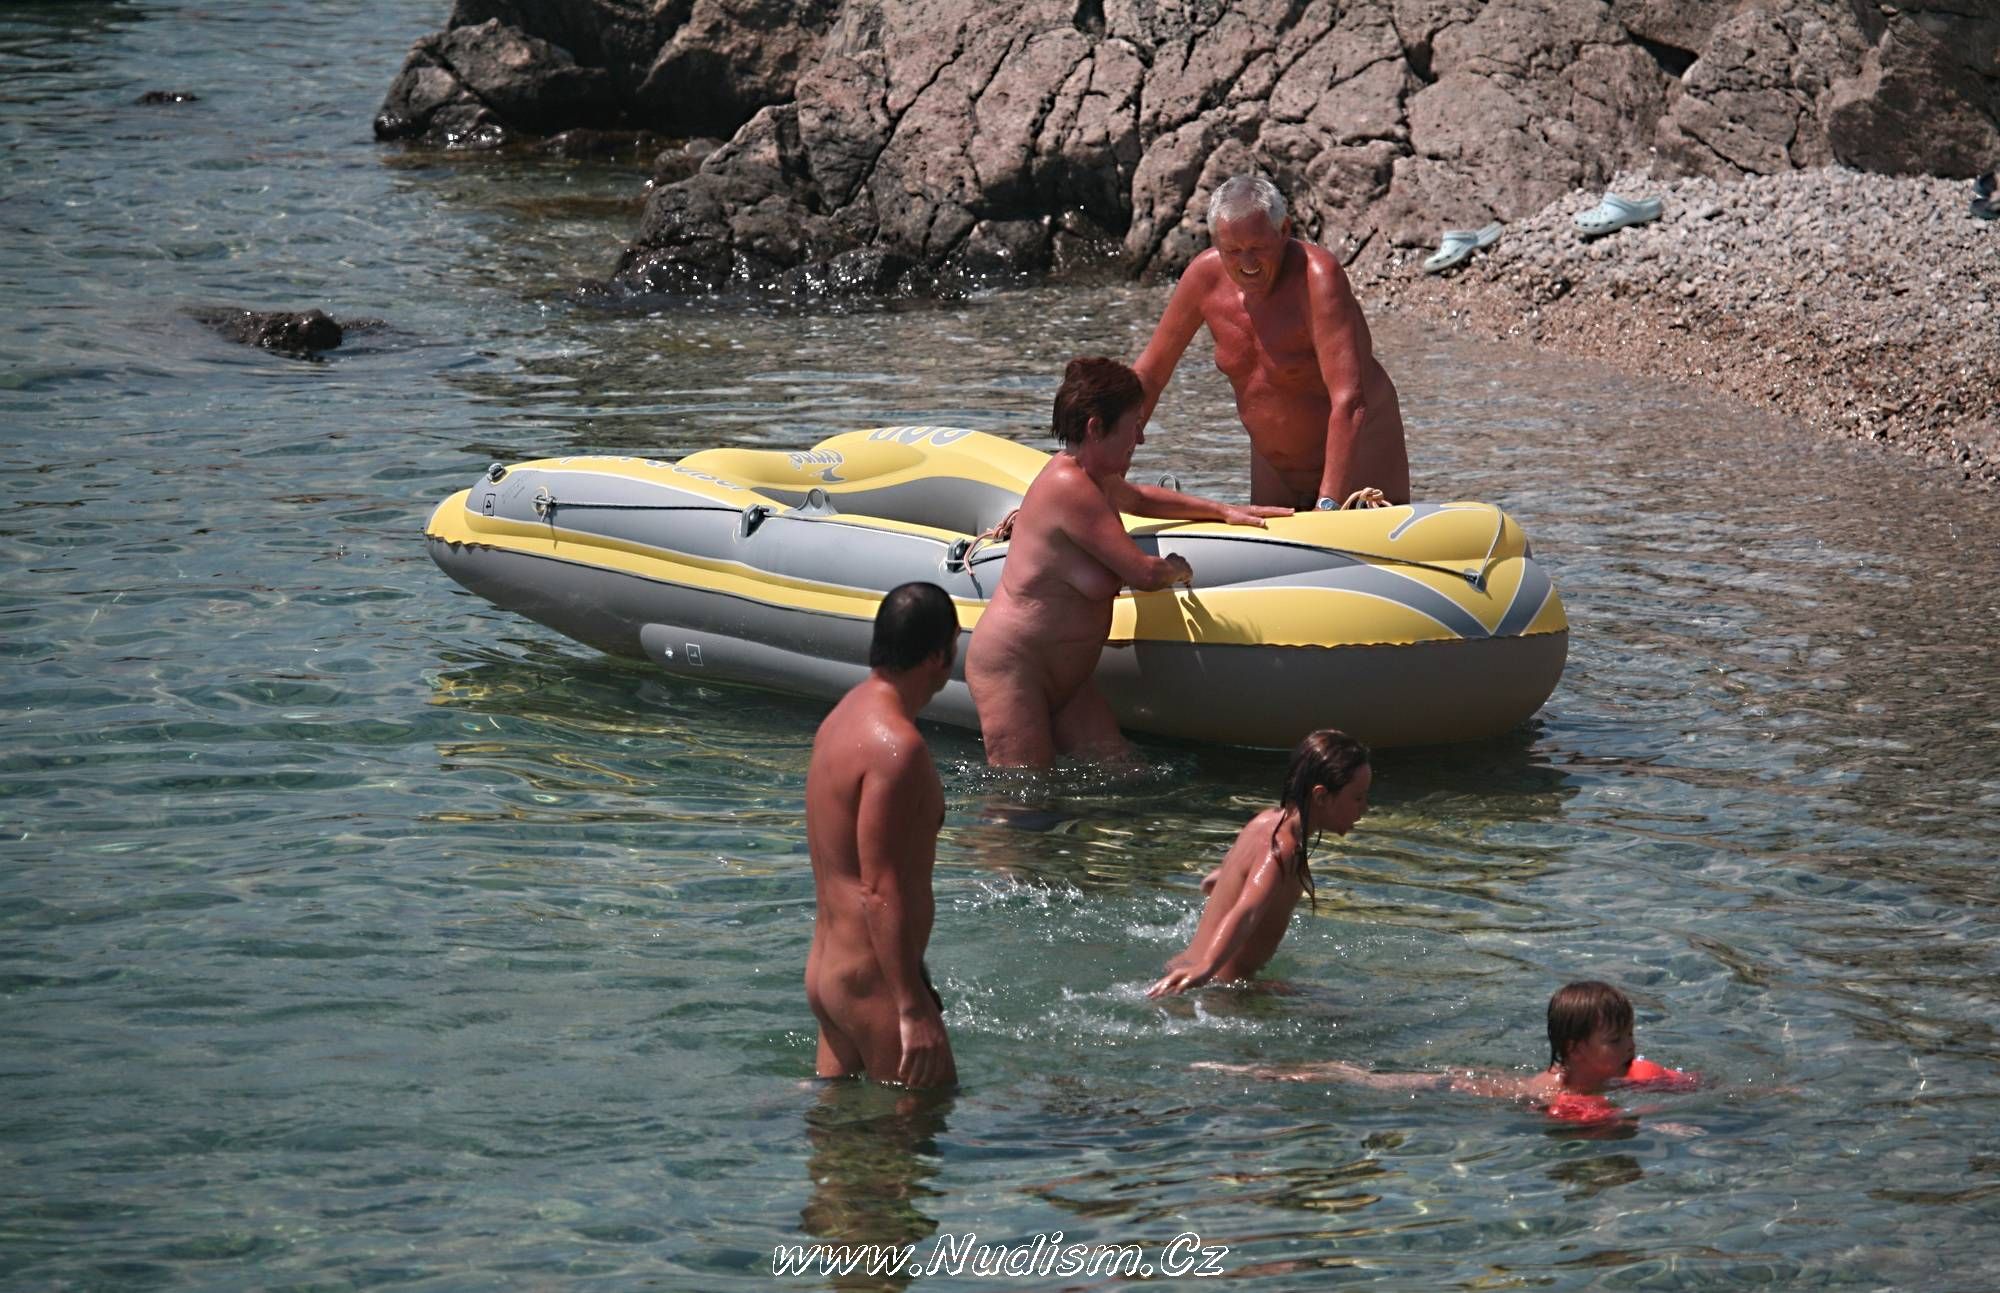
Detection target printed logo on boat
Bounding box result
[787,449,847,483]
[867,425,973,447]
[671,464,748,492]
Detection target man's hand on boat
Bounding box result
[1219,504,1294,527]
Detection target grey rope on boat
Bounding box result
[531,487,739,519]
[966,529,1509,586]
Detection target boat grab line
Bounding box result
[532,491,738,519]
[966,535,1496,584]
[527,494,1499,588]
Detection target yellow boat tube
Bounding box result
[425,425,1567,748]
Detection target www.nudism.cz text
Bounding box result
[772,1231,1228,1280]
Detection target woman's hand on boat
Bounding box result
[1219,504,1293,528]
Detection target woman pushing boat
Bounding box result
[964,356,1290,767]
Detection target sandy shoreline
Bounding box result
[1348,168,1999,494]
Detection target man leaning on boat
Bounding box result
[1134,174,1408,512]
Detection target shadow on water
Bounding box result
[1546,1151,1646,1197]
[797,1083,953,1293]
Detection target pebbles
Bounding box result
[1359,167,2000,492]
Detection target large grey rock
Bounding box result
[1824,14,2000,177]
[375,18,616,146]
[376,0,2000,293]
[1654,6,1863,176]
[635,0,840,138]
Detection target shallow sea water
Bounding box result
[4,3,2000,1289]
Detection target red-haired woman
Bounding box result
[965,356,1289,767]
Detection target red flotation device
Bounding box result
[1544,1058,1695,1122]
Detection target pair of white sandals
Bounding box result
[1420,192,1664,274]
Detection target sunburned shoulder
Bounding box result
[1178,249,1236,299]
[822,696,923,763]
[1299,242,1355,296]
[1184,247,1224,280]
[1031,454,1112,508]
[862,714,928,764]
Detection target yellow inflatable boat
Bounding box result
[425,425,1566,748]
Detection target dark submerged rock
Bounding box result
[540,128,667,159]
[193,308,348,356]
[135,90,199,105]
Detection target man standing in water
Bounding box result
[1133,175,1410,509]
[806,581,960,1088]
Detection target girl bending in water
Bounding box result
[1147,730,1371,996]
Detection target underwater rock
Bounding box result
[193,308,347,356]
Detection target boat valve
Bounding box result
[487,463,508,483]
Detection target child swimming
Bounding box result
[1196,980,1694,1124]
[1147,730,1371,998]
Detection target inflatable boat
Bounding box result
[425,426,1566,748]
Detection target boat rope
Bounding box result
[527,490,1510,589]
[962,531,1507,587]
[946,508,1018,571]
[531,487,737,519]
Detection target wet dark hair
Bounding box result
[1052,355,1144,449]
[1547,980,1633,1068]
[869,581,958,671]
[1267,729,1370,909]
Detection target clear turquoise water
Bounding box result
[5,3,2000,1289]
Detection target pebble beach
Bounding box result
[1356,168,2000,492]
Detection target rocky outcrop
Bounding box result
[373,0,837,148]
[378,0,2000,293]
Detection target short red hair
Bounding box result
[1052,355,1143,448]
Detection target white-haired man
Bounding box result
[1133,175,1409,509]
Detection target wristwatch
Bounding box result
[1315,496,1338,511]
